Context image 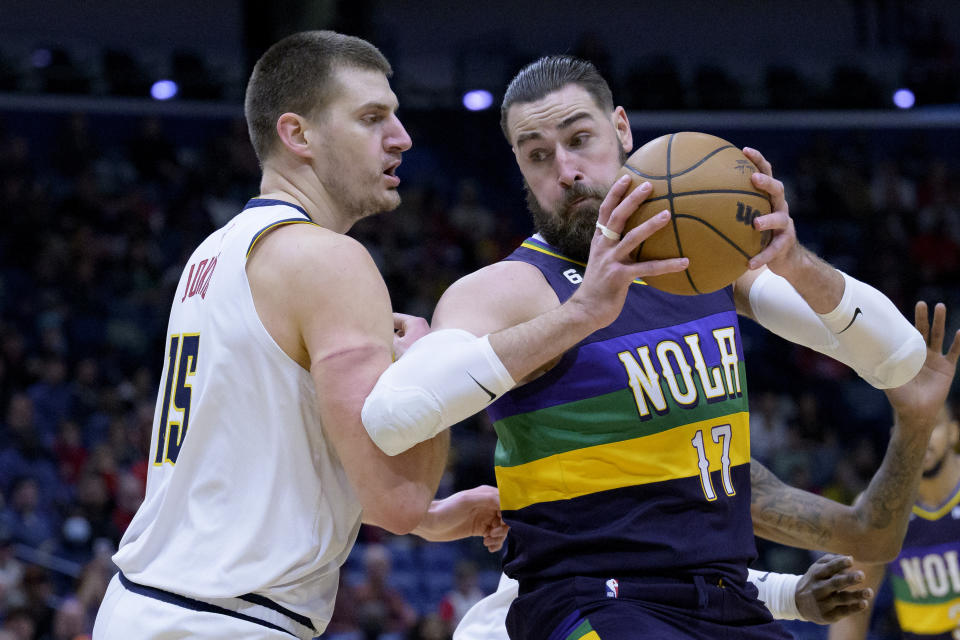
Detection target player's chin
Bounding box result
[378,190,402,212]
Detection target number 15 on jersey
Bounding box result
[154,333,200,466]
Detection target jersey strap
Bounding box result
[243,199,319,258]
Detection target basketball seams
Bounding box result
[672,214,754,260]
[622,142,736,181]
[623,132,764,295]
[666,133,702,295]
[644,189,768,204]
[665,143,736,178]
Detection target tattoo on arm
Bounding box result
[750,461,835,549]
[857,426,929,531]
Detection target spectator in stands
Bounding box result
[408,613,451,640]
[0,478,57,551]
[1,607,35,640]
[438,561,483,630]
[0,528,24,615]
[50,596,89,640]
[326,571,363,639]
[355,544,418,639]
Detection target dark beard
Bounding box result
[525,147,628,263]
[526,182,604,263]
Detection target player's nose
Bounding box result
[385,115,412,153]
[556,147,583,188]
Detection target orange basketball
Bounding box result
[617,132,771,295]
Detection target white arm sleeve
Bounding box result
[748,269,926,389]
[361,329,516,456]
[748,568,804,621]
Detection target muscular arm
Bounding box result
[482,179,686,382]
[750,438,925,563]
[751,302,960,561]
[249,226,448,534]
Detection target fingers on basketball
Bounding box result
[616,132,771,295]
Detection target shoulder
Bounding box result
[247,223,392,361]
[432,260,559,335]
[249,224,386,300]
[250,222,375,271]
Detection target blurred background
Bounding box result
[1,1,959,639]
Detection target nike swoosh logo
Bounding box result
[838,307,863,334]
[467,372,497,402]
[756,572,770,582]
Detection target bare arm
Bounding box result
[750,454,917,562]
[249,226,448,534]
[827,562,886,640]
[483,176,688,382]
[412,485,508,552]
[751,302,960,561]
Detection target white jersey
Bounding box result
[453,573,515,640]
[113,199,362,636]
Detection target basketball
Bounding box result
[616,132,772,295]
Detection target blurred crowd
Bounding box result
[0,106,958,640]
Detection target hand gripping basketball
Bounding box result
[572,176,689,328]
[617,132,772,295]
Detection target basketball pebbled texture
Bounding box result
[616,132,772,295]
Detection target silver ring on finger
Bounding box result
[596,222,621,241]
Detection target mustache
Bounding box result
[559,183,608,214]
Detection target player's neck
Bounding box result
[259,167,350,233]
[918,453,960,507]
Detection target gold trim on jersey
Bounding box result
[246,219,319,259]
[520,240,648,286]
[913,485,960,521]
[495,412,750,511]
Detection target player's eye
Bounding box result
[569,133,589,147]
[528,150,549,162]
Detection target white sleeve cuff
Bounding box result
[362,330,515,455]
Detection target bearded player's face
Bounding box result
[506,84,631,261]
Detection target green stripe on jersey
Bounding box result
[494,362,748,468]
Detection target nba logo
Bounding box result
[605,578,619,598]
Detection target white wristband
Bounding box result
[748,568,804,621]
[362,329,515,456]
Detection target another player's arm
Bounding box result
[752,302,960,561]
[249,226,448,534]
[731,149,925,389]
[361,178,688,456]
[827,562,886,640]
[412,485,508,552]
[751,457,914,562]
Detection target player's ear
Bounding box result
[613,106,633,155]
[276,112,313,159]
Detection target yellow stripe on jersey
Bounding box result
[245,219,319,258]
[496,412,750,511]
[894,598,960,635]
[520,241,586,266]
[520,241,647,286]
[912,488,960,521]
